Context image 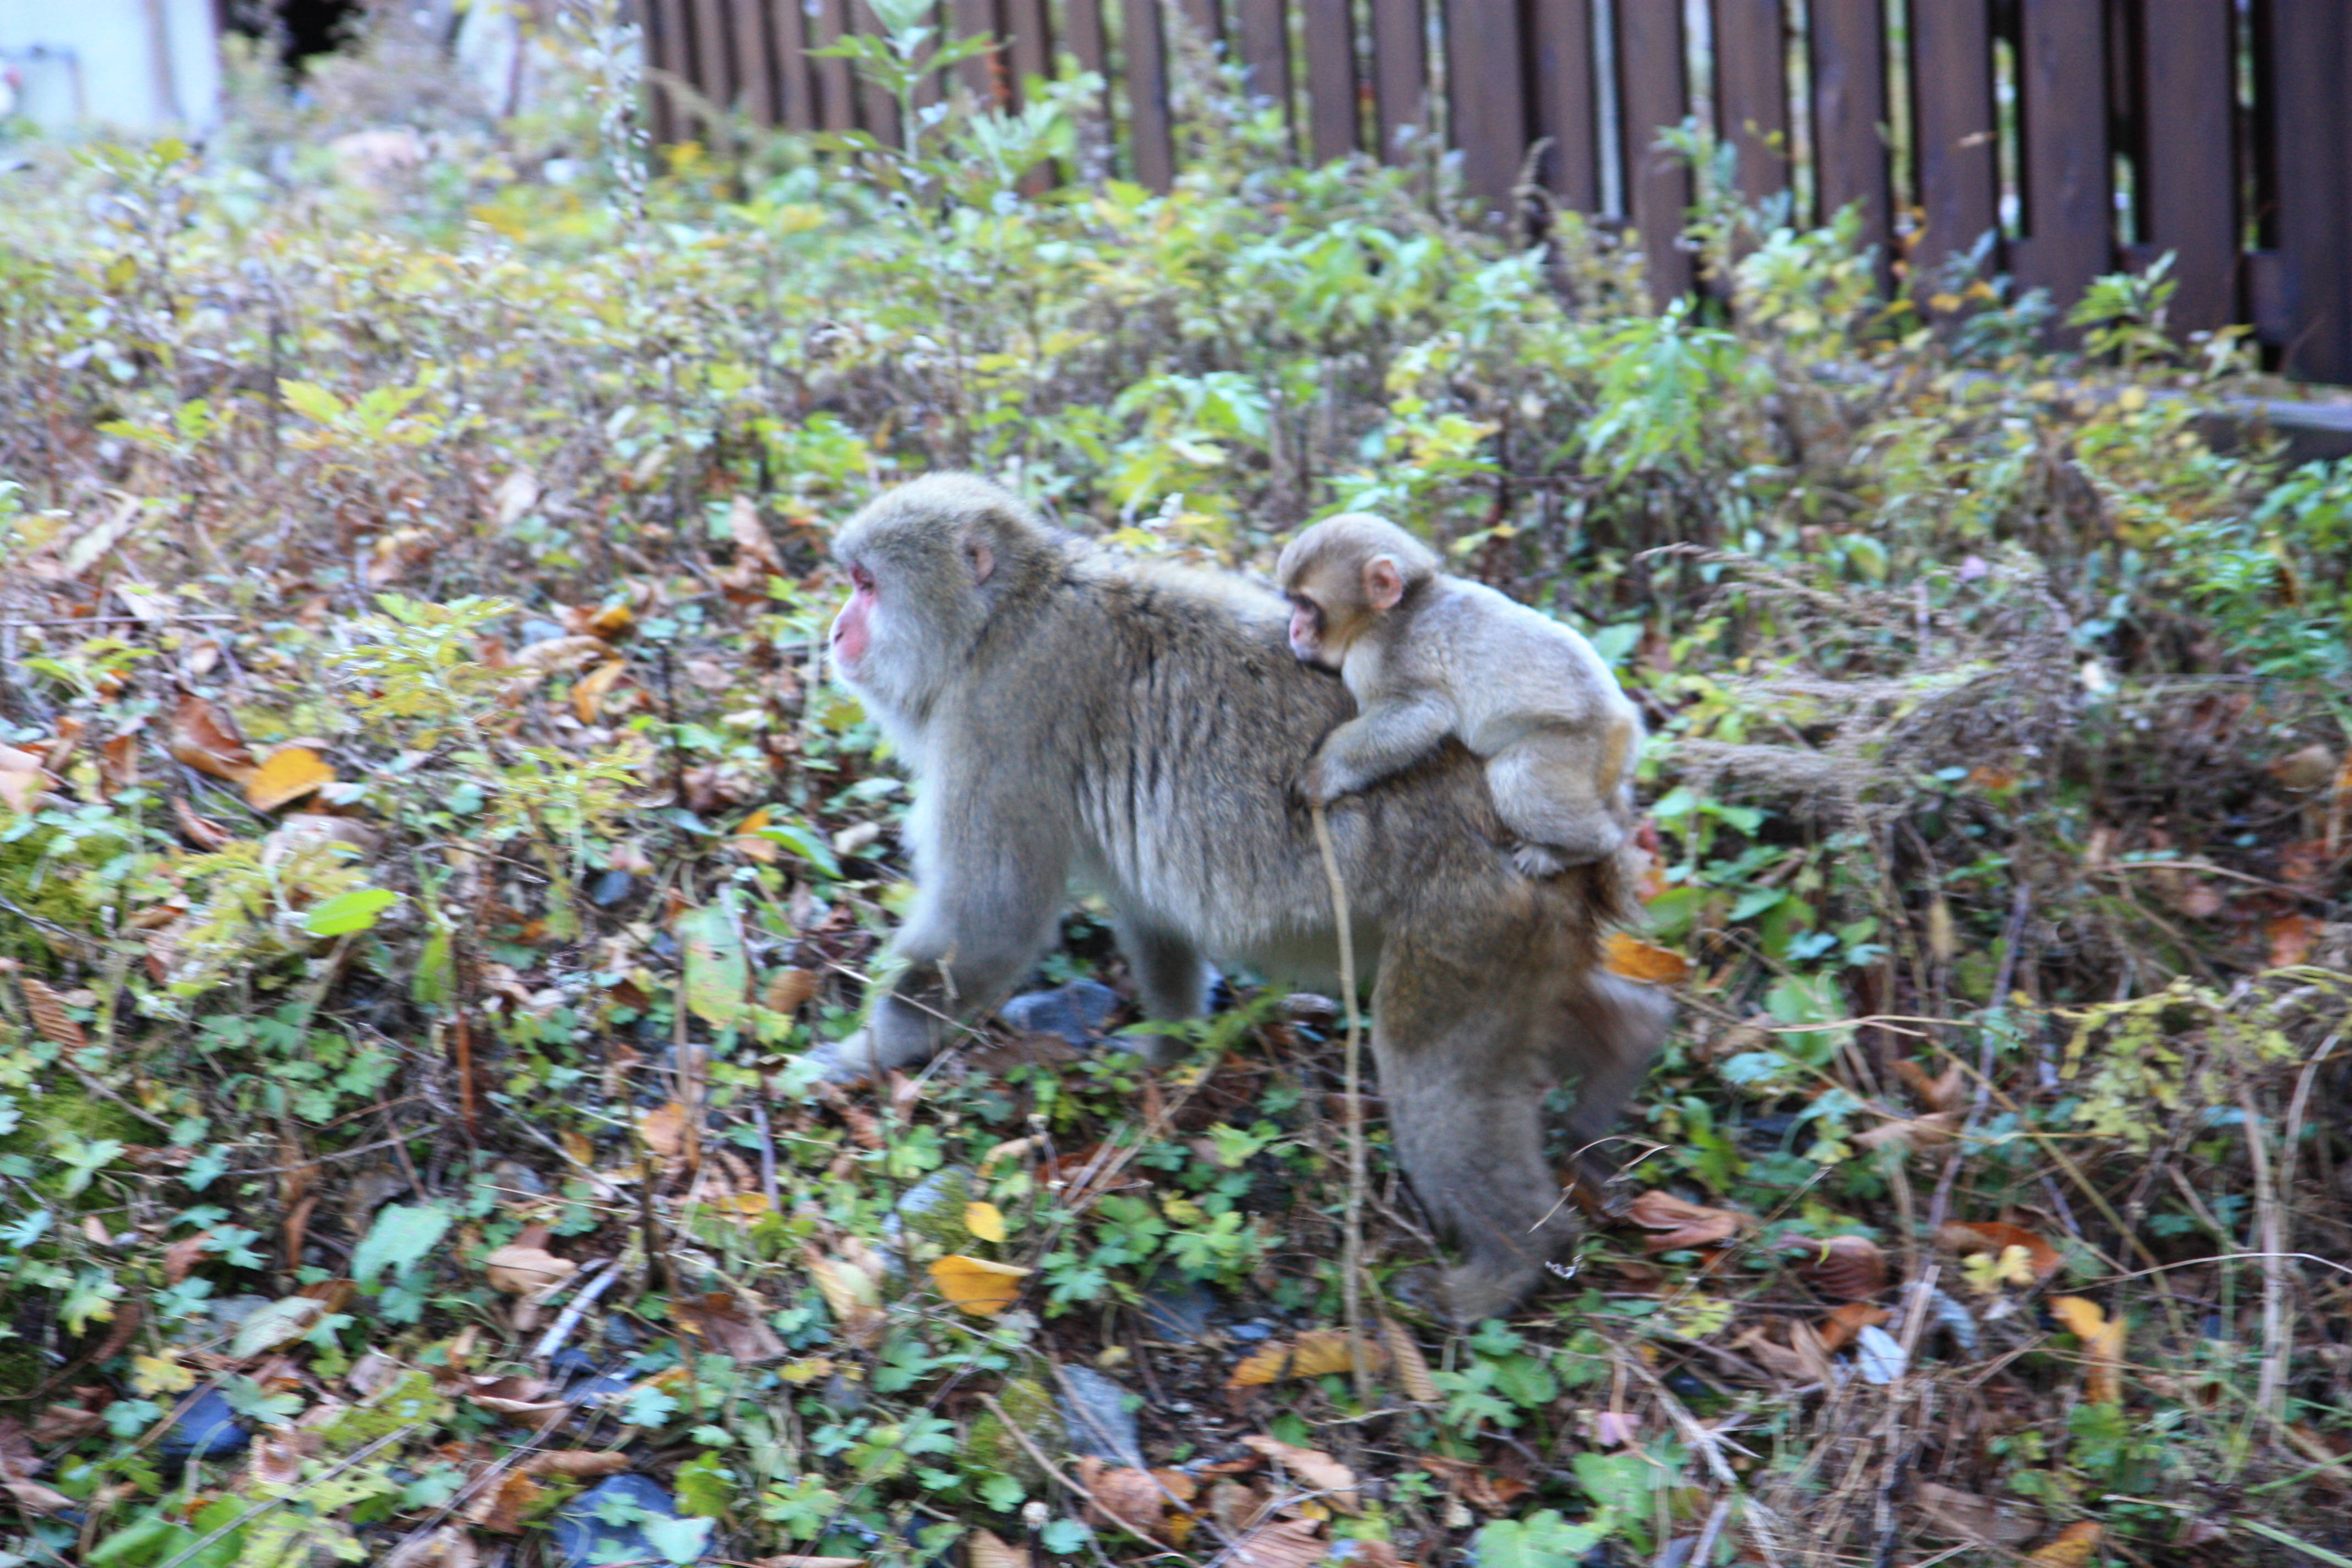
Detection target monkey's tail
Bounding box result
[1310,801,1376,1403]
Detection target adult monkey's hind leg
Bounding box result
[1372,916,1577,1324]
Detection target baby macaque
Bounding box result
[1276,513,1642,876]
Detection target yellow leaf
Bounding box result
[2049,1295,2127,1404]
[2116,386,2148,412]
[733,805,778,863]
[244,745,335,813]
[1382,1318,1439,1402]
[131,1353,196,1396]
[1604,933,1690,983]
[573,660,628,723]
[929,1254,1030,1315]
[638,1102,686,1161]
[1225,1328,1386,1388]
[780,1355,835,1385]
[560,1130,595,1167]
[2026,1521,2103,1565]
[964,1201,1008,1243]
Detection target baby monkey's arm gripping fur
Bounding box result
[1302,691,1455,803]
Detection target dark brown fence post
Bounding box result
[1124,0,1177,188]
[949,0,1004,105]
[1908,0,1997,285]
[1002,0,1054,94]
[852,3,903,146]
[2134,0,2235,336]
[1807,0,1890,286]
[1529,0,1597,211]
[1300,0,1362,164]
[810,0,858,129]
[2261,0,2352,382]
[1370,0,1429,163]
[1446,0,1530,206]
[643,0,688,143]
[2011,0,2112,337]
[1711,0,1788,208]
[690,0,737,124]
[729,0,776,125]
[770,0,815,128]
[1614,0,1692,307]
[1234,0,1293,129]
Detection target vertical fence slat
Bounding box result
[1370,0,1427,163]
[643,0,686,141]
[950,0,1003,104]
[770,0,814,129]
[1445,0,1527,204]
[1807,0,1889,282]
[810,0,858,129]
[1003,0,1053,94]
[1909,0,1996,280]
[1529,0,1596,210]
[1175,0,1222,49]
[1615,0,1691,306]
[1300,0,1360,162]
[1123,0,1177,188]
[852,2,903,144]
[690,0,737,122]
[2137,0,2234,335]
[2263,1,2352,381]
[1711,0,1786,205]
[2012,0,2110,331]
[731,0,776,124]
[1235,0,1292,120]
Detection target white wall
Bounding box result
[1,0,222,133]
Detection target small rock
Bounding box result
[159,1387,250,1463]
[552,1474,706,1567]
[999,980,1120,1046]
[1055,1363,1142,1469]
[589,869,635,906]
[1227,1320,1276,1342]
[1140,1276,1217,1343]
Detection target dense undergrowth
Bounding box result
[1,7,2349,1566]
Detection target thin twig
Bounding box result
[2238,1084,2290,1423]
[1310,801,1373,1407]
[974,1391,1196,1562]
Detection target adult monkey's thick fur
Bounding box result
[816,473,1670,1320]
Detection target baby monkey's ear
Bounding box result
[1363,554,1406,612]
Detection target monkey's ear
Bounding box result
[1364,556,1405,611]
[963,533,996,585]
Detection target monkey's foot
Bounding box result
[793,1029,897,1086]
[1440,1257,1548,1327]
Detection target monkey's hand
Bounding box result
[1511,843,1570,879]
[1292,755,1358,808]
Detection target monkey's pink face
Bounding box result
[830,562,878,674]
[1286,595,1336,668]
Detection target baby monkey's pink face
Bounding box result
[1286,594,1336,667]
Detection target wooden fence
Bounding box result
[638,0,2352,384]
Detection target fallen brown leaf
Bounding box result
[1418,1456,1531,1513]
[1815,1302,1891,1352]
[1893,1058,1967,1113]
[965,1532,1028,1568]
[461,1471,545,1534]
[1793,1234,1889,1301]
[166,693,255,783]
[170,794,233,850]
[672,1291,788,1363]
[1854,1111,1962,1156]
[1241,1434,1360,1513]
[573,661,629,724]
[380,1525,480,1568]
[1623,1190,1749,1251]
[1076,1456,1171,1537]
[2268,913,2317,968]
[1381,1318,1439,1403]
[483,1245,576,1298]
[638,1102,687,1160]
[17,976,85,1050]
[520,1450,633,1479]
[1228,1517,1329,1568]
[1915,1480,2040,1547]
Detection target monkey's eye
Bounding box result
[849,564,875,592]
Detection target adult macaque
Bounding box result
[817,475,1669,1321]
[1276,513,1643,879]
